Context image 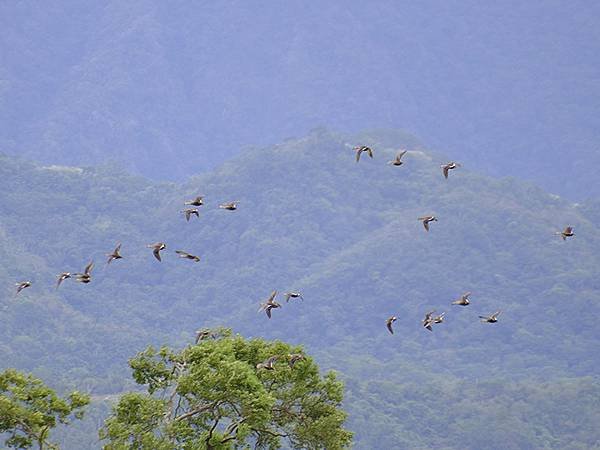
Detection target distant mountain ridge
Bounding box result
[1,129,599,448]
[1,1,600,198]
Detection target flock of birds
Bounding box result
[11,144,577,372]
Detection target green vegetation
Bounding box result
[100,329,351,449]
[0,369,89,449]
[0,129,599,448]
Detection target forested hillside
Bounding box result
[1,129,599,449]
[2,1,600,198]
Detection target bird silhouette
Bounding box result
[74,262,94,284]
[147,242,166,261]
[388,150,407,166]
[355,145,373,162]
[175,250,200,262]
[258,291,281,319]
[386,316,397,334]
[106,243,123,265]
[479,311,501,323]
[418,216,438,232]
[452,292,471,306]
[15,281,32,295]
[441,162,461,179]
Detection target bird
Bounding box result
[386,316,397,334]
[422,310,436,331]
[452,292,471,306]
[556,226,575,241]
[219,201,238,211]
[258,291,281,319]
[185,196,204,207]
[175,250,200,262]
[284,292,304,302]
[195,329,214,344]
[74,262,94,284]
[181,208,200,222]
[480,311,501,323]
[15,281,31,295]
[388,150,407,166]
[106,243,123,264]
[147,242,166,261]
[418,216,438,231]
[256,356,278,370]
[433,312,445,324]
[354,145,373,162]
[56,272,71,289]
[441,162,461,179]
[288,354,305,368]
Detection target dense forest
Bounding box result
[1,129,599,448]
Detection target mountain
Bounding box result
[1,1,600,198]
[1,129,599,449]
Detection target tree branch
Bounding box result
[174,401,219,422]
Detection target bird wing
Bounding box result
[386,320,394,334]
[84,261,94,275]
[367,148,373,158]
[463,292,471,300]
[185,210,191,221]
[423,220,430,231]
[267,290,277,303]
[355,149,362,162]
[153,248,162,261]
[266,307,272,319]
[397,150,407,161]
[443,166,449,179]
[175,250,189,257]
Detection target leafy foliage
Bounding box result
[0,369,89,449]
[100,330,352,449]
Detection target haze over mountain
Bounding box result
[2,1,600,198]
[1,129,599,448]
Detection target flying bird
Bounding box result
[422,310,436,331]
[147,242,166,261]
[185,196,204,207]
[480,311,501,323]
[175,250,200,262]
[75,261,94,284]
[556,226,574,241]
[106,243,123,264]
[284,292,304,302]
[418,216,438,231]
[441,162,461,179]
[181,208,200,222]
[219,201,239,211]
[288,354,305,368]
[56,272,71,289]
[355,145,373,162]
[388,150,407,166]
[452,292,471,306]
[15,281,31,295]
[256,356,278,370]
[195,329,214,344]
[258,290,281,319]
[386,316,397,334]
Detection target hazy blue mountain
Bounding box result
[1,129,599,448]
[1,1,599,198]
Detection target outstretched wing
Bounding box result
[443,165,449,179]
[153,248,162,261]
[386,319,394,335]
[84,261,94,275]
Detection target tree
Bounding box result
[100,329,353,449]
[0,369,90,449]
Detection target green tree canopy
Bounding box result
[0,369,90,449]
[100,329,352,449]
